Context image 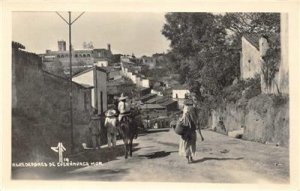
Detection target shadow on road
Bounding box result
[138,128,171,137]
[157,141,178,147]
[138,151,177,159]
[192,157,244,163]
[70,143,140,163]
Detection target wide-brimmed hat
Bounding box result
[118,93,128,101]
[106,109,117,117]
[183,99,193,106]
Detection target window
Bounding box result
[100,91,103,113]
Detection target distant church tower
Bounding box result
[58,40,66,52]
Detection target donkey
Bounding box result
[118,108,140,159]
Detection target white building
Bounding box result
[95,60,108,67]
[172,88,190,99]
[72,66,108,114]
[120,62,150,88]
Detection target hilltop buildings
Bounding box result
[40,41,113,75]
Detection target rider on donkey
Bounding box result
[118,93,131,123]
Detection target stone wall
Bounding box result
[12,45,93,162]
[211,94,289,147]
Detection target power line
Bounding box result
[56,11,85,153]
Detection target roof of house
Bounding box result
[140,104,166,110]
[43,70,93,89]
[152,86,165,92]
[140,93,157,99]
[93,48,110,52]
[72,66,108,78]
[243,33,261,50]
[172,84,189,90]
[146,96,168,104]
[137,87,151,92]
[160,99,177,106]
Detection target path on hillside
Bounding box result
[12,129,289,183]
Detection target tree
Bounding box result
[162,12,280,100]
[162,13,240,99]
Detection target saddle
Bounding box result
[120,115,131,123]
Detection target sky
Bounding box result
[12,12,171,57]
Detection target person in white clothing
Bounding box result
[118,93,131,122]
[105,109,118,148]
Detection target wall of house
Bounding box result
[241,37,262,80]
[72,69,96,108]
[95,67,108,114]
[141,79,150,88]
[120,63,150,88]
[12,47,93,162]
[172,89,189,99]
[95,60,108,67]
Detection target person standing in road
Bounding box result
[105,109,118,148]
[178,99,204,163]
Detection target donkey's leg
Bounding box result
[129,138,133,157]
[124,138,128,159]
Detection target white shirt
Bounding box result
[118,101,131,114]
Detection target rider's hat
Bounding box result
[106,109,117,117]
[118,93,128,101]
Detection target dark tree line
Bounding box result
[162,12,280,106]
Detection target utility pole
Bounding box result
[56,11,85,153]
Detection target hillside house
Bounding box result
[120,62,150,88]
[241,19,288,95]
[172,86,190,99]
[240,34,269,80]
[72,66,108,114]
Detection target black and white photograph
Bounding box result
[1,1,300,190]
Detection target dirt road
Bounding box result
[12,129,289,183]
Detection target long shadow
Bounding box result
[138,128,171,137]
[70,143,140,164]
[138,150,177,159]
[157,141,178,147]
[192,157,244,164]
